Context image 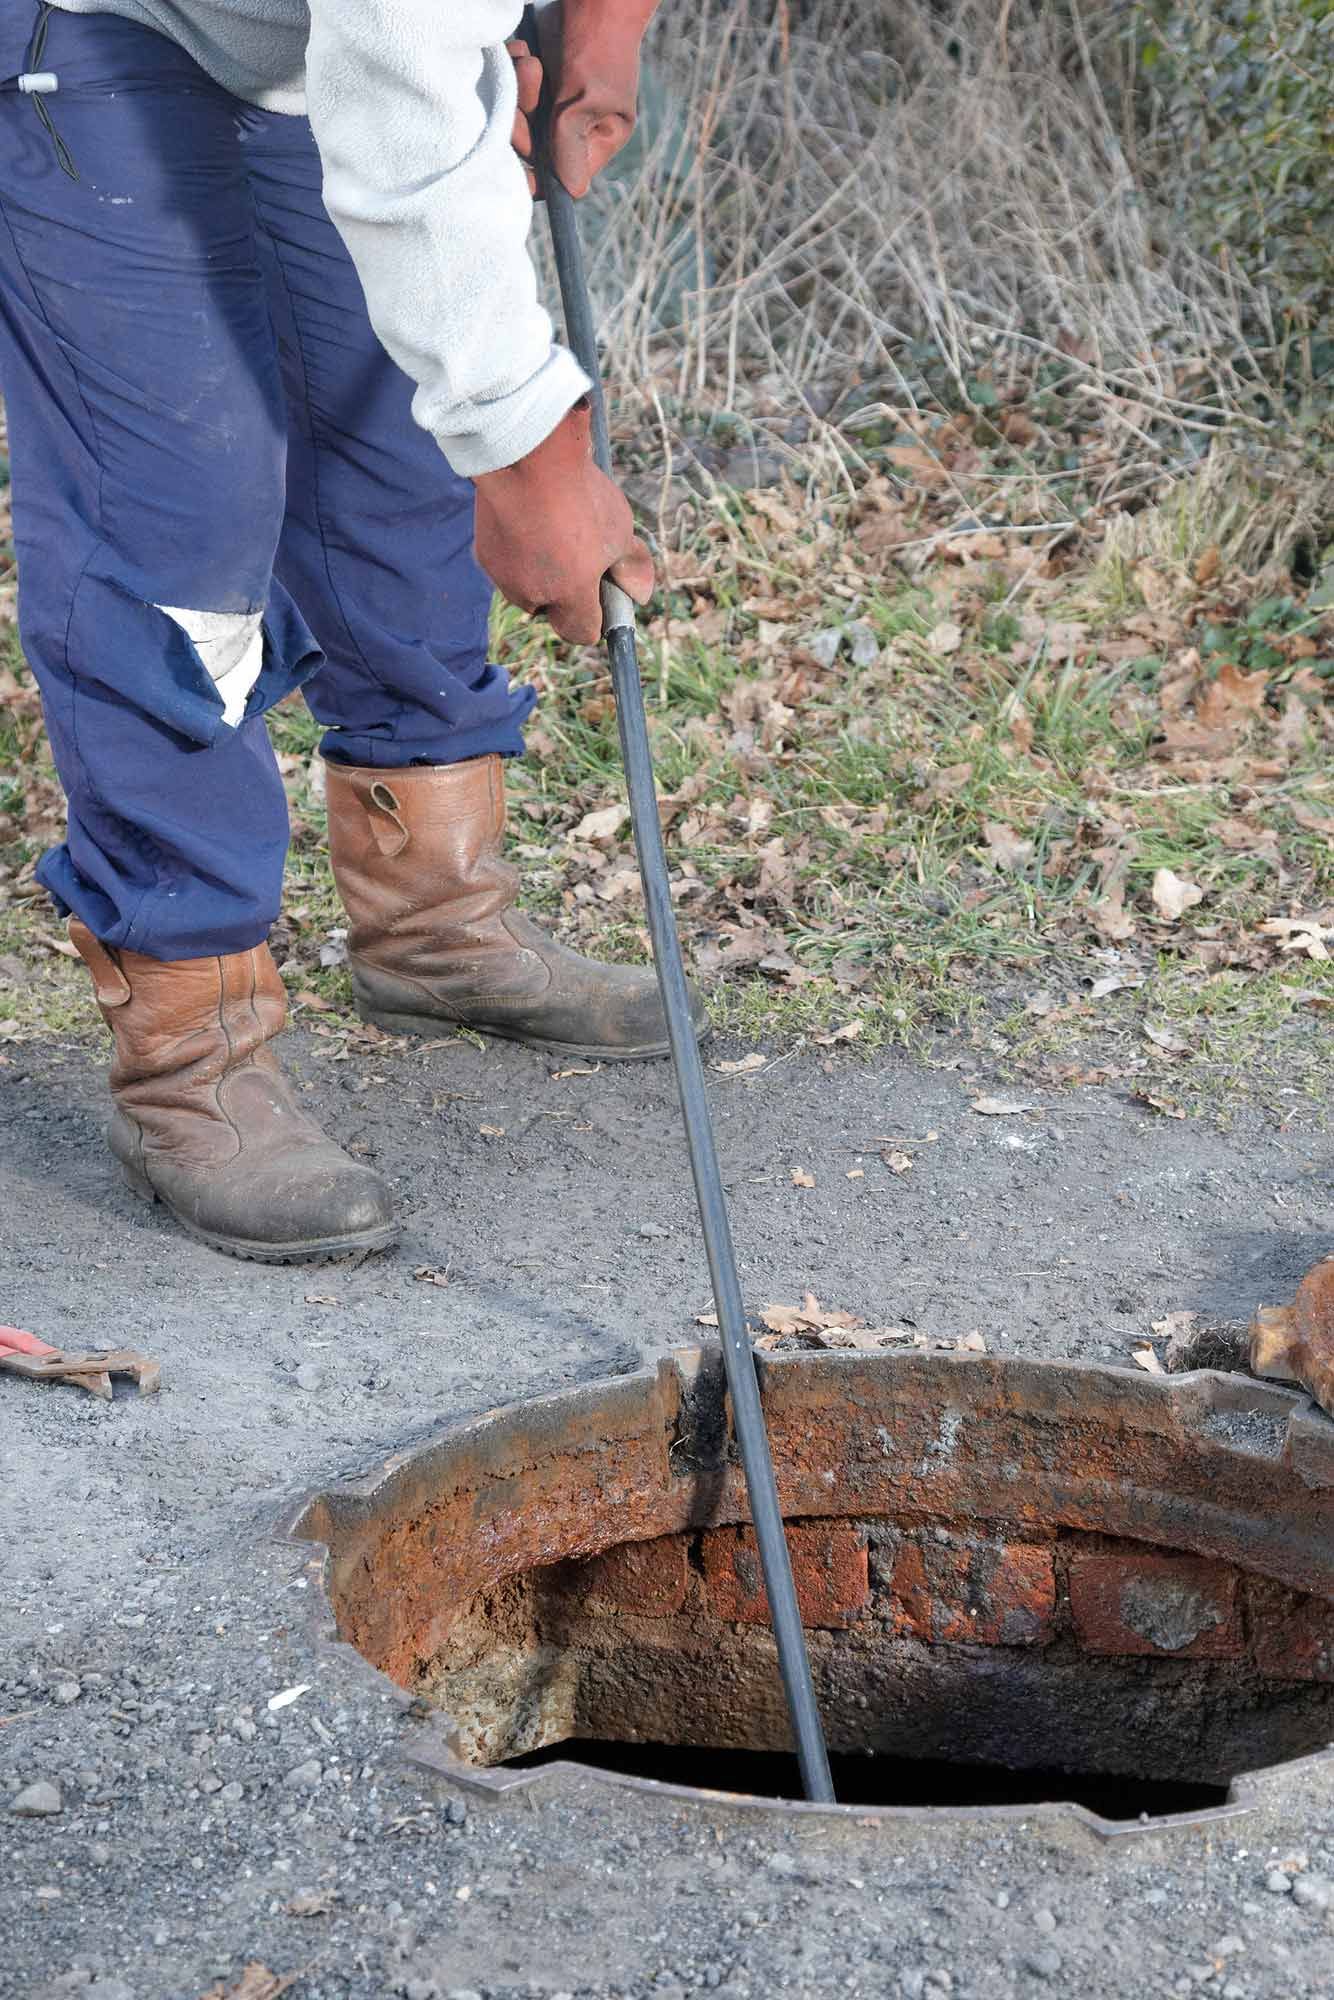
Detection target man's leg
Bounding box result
[0,11,394,1257]
[0,7,310,956]
[237,107,704,1059]
[235,102,532,771]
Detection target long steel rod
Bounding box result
[533,127,835,1803]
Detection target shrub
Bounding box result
[1136,0,1334,350]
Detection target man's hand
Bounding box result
[472,399,654,644]
[510,0,660,199]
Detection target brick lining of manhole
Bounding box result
[290,1349,1334,1833]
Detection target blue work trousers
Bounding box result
[0,8,534,958]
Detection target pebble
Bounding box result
[90,1845,112,1866]
[1291,1872,1332,1912]
[1032,1909,1057,1935]
[294,1362,326,1393]
[1023,1948,1062,1980]
[1221,1986,1245,2000]
[283,1758,322,1790]
[86,1984,135,2000]
[1213,1936,1244,1958]
[220,1782,244,1804]
[766,1853,797,1876]
[403,1984,438,2000]
[995,1891,1010,1910]
[11,1781,62,1817]
[53,1681,82,1706]
[444,1990,482,2000]
[1265,1870,1293,1894]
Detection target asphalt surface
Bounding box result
[3,1024,1333,1999]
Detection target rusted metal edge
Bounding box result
[282,1351,1334,1841]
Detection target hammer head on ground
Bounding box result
[1251,1256,1334,1419]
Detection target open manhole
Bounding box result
[293,1350,1334,1830]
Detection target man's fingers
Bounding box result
[608,537,656,606]
[545,594,606,647]
[0,1325,59,1358]
[551,109,635,198]
[506,39,544,117]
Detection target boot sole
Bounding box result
[120,1165,400,1265]
[357,1006,713,1063]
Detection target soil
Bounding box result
[3,1024,1333,2000]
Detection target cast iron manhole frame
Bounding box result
[289,1349,1334,1840]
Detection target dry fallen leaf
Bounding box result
[970,1096,1032,1117]
[1152,867,1204,923]
[928,619,964,656]
[761,1293,861,1336]
[33,929,79,960]
[812,1018,866,1046]
[199,1967,304,2000]
[477,1124,506,1138]
[790,1167,816,1188]
[881,1150,913,1175]
[1131,1345,1165,1375]
[715,1052,767,1075]
[550,1063,601,1080]
[884,442,949,489]
[291,990,335,1013]
[413,1265,451,1288]
[957,1331,988,1353]
[303,1293,337,1307]
[981,821,1034,872]
[1143,1022,1189,1055]
[846,1168,865,1180]
[285,1890,338,1918]
[571,802,629,842]
[1088,972,1143,1000]
[1134,1090,1187,1120]
[1259,915,1334,962]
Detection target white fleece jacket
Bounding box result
[51,0,590,475]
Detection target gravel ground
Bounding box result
[3,1024,1333,2000]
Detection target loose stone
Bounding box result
[1265,1870,1293,1894]
[283,1758,322,1790]
[11,1781,62,1817]
[1291,1873,1332,1911]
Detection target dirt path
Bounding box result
[3,1028,1332,1999]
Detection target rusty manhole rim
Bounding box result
[288,1349,1334,1841]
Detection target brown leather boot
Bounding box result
[70,921,398,1263]
[1252,1256,1334,1419]
[324,755,708,1060]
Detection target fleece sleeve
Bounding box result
[304,0,590,477]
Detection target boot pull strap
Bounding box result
[367,781,410,859]
[67,919,131,1007]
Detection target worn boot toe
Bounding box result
[326,756,711,1061]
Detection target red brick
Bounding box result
[576,1534,689,1618]
[1070,1550,1241,1659]
[702,1521,868,1629]
[891,1537,1055,1647]
[1251,1582,1334,1682]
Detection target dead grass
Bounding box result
[558,0,1319,533]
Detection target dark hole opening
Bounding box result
[504,1739,1231,1820]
